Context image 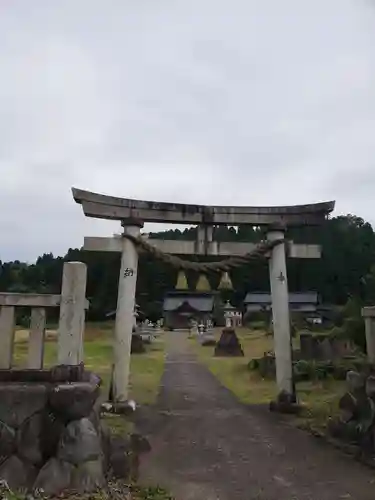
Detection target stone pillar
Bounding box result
[267,227,294,398]
[196,225,206,255]
[206,225,217,256]
[362,307,375,364]
[0,306,15,369]
[112,222,142,404]
[58,262,87,365]
[28,307,46,369]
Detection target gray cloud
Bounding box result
[1,0,375,261]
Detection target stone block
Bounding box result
[16,410,63,467]
[0,455,37,491]
[300,333,336,361]
[366,375,375,400]
[320,338,333,360]
[40,412,65,461]
[346,370,366,392]
[0,365,84,383]
[57,418,101,465]
[33,458,74,496]
[130,433,151,454]
[17,411,44,466]
[88,408,101,433]
[49,382,100,421]
[258,353,276,378]
[338,392,359,423]
[0,383,48,428]
[299,333,316,360]
[51,363,85,382]
[109,436,131,479]
[331,338,355,358]
[131,334,145,354]
[82,370,102,387]
[71,458,106,492]
[100,421,111,472]
[0,421,16,462]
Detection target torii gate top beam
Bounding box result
[72,188,335,227]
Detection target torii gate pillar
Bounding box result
[112,221,142,403]
[267,227,294,399]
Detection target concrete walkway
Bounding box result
[140,331,375,500]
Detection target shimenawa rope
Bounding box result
[122,234,284,273]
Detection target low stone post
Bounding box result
[0,306,15,368]
[112,222,142,404]
[28,307,46,369]
[57,261,87,365]
[267,227,294,399]
[362,306,375,364]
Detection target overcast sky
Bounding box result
[1,0,375,262]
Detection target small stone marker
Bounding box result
[131,333,145,354]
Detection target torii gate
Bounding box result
[72,188,334,408]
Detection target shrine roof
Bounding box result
[163,295,215,312]
[244,291,318,304]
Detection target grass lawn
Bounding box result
[191,327,345,430]
[13,322,166,406]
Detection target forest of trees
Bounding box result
[1,214,375,322]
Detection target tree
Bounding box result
[1,214,374,321]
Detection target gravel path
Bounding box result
[140,331,375,500]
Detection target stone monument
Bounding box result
[215,327,244,356]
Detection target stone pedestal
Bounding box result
[0,366,149,495]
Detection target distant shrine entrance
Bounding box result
[72,187,334,408]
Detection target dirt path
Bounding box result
[140,331,375,500]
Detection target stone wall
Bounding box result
[0,365,149,496]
